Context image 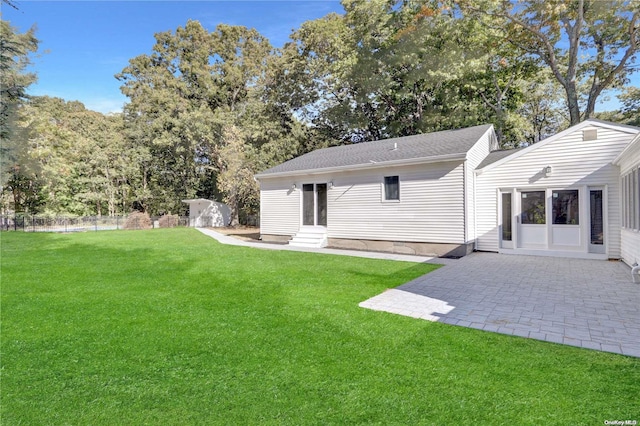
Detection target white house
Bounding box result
[256,124,498,257]
[255,119,639,263]
[182,199,231,228]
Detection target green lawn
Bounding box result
[1,229,638,424]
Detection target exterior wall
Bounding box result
[464,127,498,243]
[259,177,300,236]
[327,161,466,244]
[617,136,640,267]
[259,160,467,245]
[476,124,637,258]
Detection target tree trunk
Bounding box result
[564,82,581,126]
[229,197,240,227]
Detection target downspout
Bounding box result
[632,263,640,284]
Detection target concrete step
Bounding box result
[289,227,328,248]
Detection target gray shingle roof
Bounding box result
[476,148,523,169]
[256,124,493,177]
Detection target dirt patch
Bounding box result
[212,226,261,241]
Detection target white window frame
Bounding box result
[382,175,400,202]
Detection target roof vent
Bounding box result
[392,142,398,151]
[583,129,598,141]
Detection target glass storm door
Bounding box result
[589,188,605,254]
[302,183,327,227]
[518,191,546,248]
[550,189,581,248]
[302,184,314,225]
[316,183,327,226]
[500,192,514,249]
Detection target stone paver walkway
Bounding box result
[360,252,640,357]
[196,228,440,263]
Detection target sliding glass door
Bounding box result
[302,183,327,227]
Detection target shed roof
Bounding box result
[256,124,493,178]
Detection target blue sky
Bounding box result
[3,1,638,115]
[4,1,344,113]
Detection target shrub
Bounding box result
[158,214,179,228]
[123,211,152,230]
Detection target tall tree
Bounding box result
[0,19,38,186]
[118,20,305,219]
[462,0,639,125]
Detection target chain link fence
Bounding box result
[0,215,191,233]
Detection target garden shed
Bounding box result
[182,199,231,228]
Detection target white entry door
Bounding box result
[518,190,546,248]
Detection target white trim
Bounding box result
[478,119,639,174]
[382,175,400,202]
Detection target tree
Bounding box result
[462,0,639,125]
[517,70,568,145]
[2,96,139,216]
[0,19,38,186]
[279,0,543,147]
[118,20,306,220]
[618,86,640,126]
[216,125,258,226]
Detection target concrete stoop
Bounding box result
[289,226,328,248]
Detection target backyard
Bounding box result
[1,228,638,424]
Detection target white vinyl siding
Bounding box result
[617,135,640,267]
[324,161,466,244]
[465,127,498,243]
[476,124,636,258]
[259,178,300,236]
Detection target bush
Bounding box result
[158,214,179,228]
[123,211,152,230]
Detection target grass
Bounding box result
[1,228,638,425]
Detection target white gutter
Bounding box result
[255,152,467,179]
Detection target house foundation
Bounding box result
[328,238,474,258]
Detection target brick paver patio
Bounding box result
[360,253,640,357]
